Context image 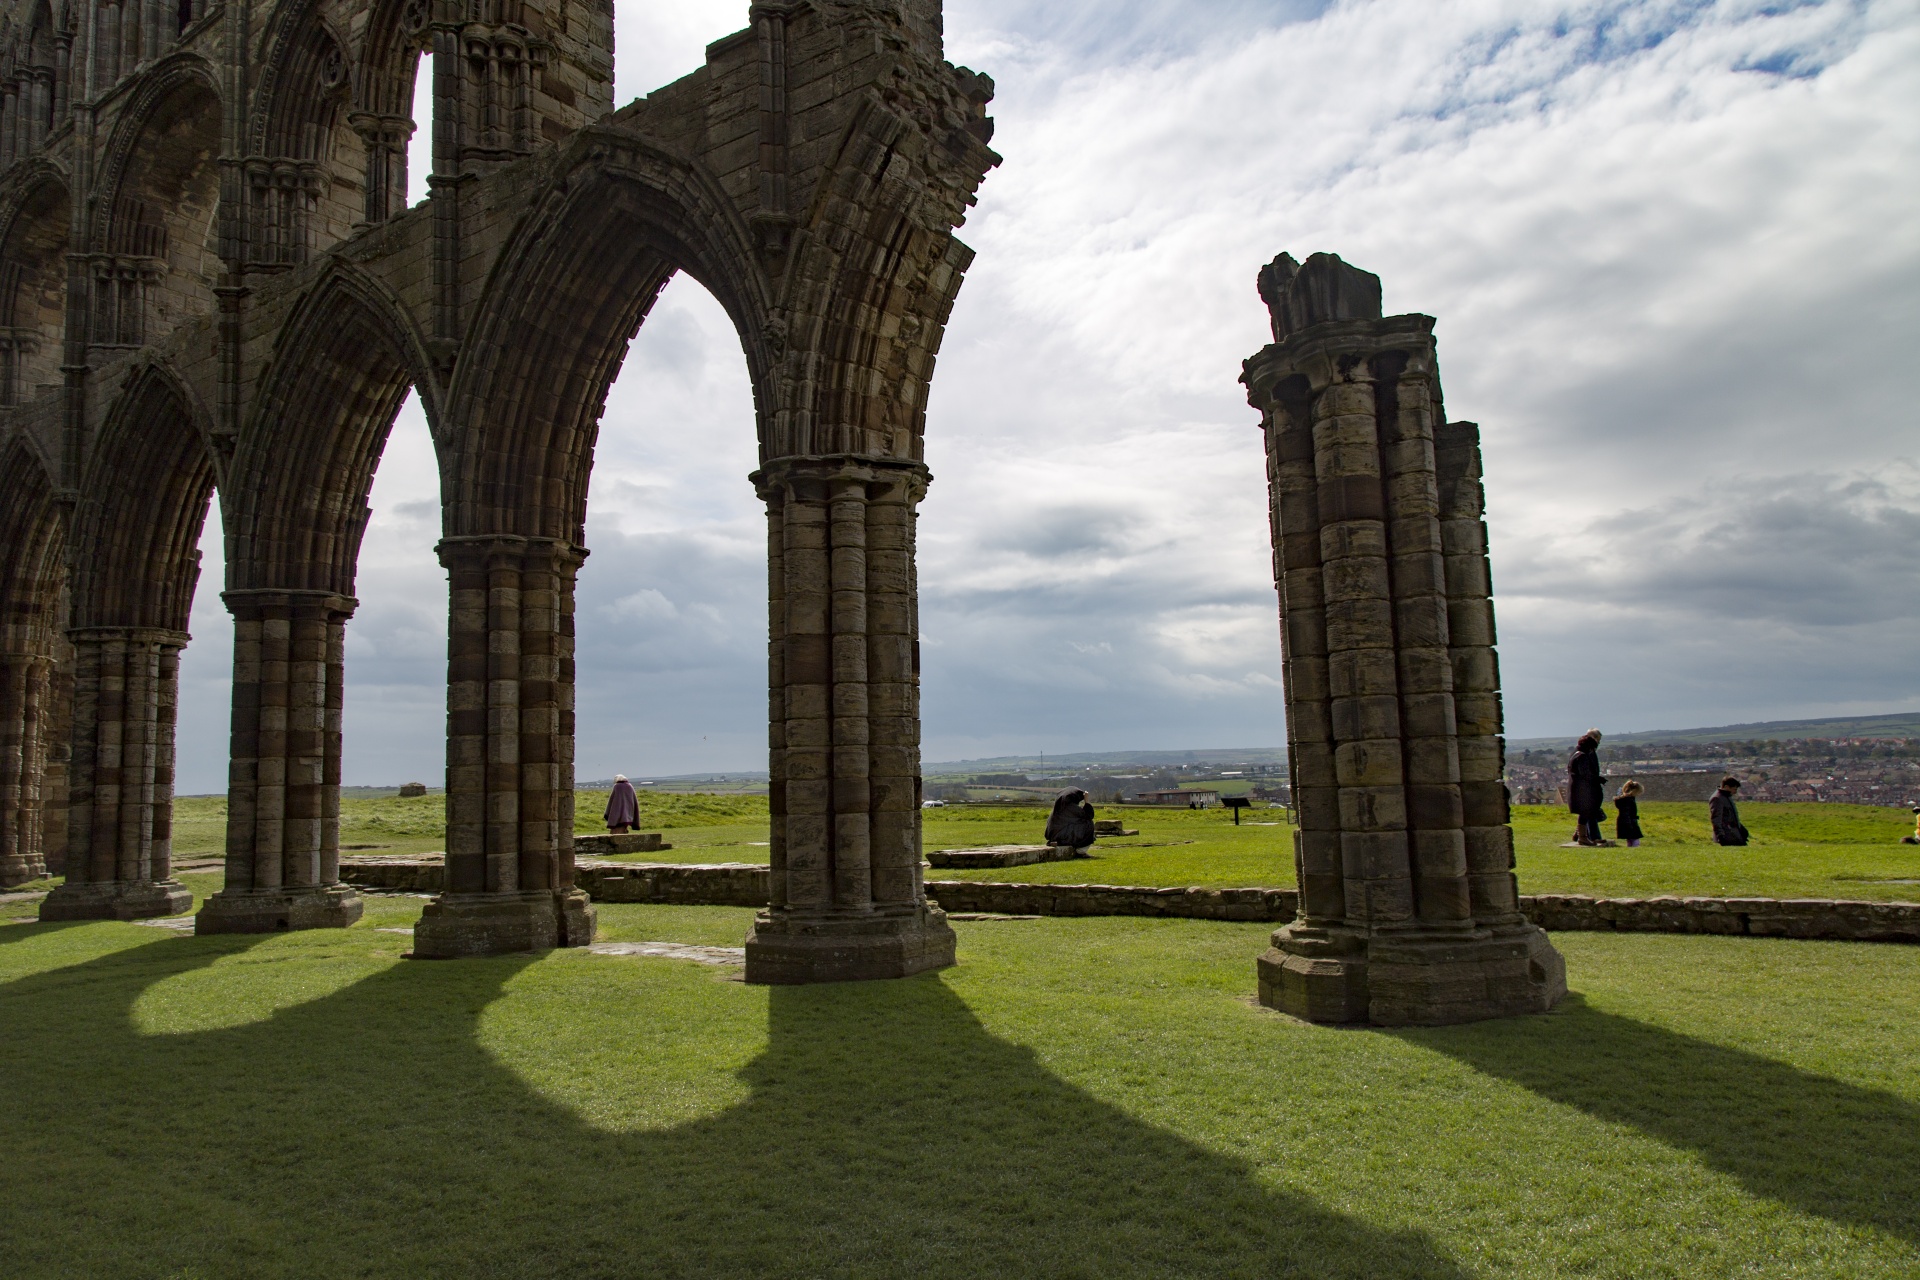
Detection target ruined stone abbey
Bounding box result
[0,0,997,980]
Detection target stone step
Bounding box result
[925,845,1088,869]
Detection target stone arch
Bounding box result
[350,0,430,222]
[247,0,361,263]
[89,56,221,347]
[406,138,774,955]
[778,95,986,463]
[70,359,216,632]
[0,430,68,886]
[39,358,211,920]
[227,262,440,595]
[443,139,775,543]
[2,0,60,159]
[197,264,427,936]
[0,162,69,405]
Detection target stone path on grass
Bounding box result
[591,941,746,965]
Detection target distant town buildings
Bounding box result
[1504,738,1920,807]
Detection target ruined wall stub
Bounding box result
[0,0,999,985]
[1241,251,1566,1025]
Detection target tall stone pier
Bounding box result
[1241,251,1565,1026]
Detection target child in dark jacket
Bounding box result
[1615,780,1643,848]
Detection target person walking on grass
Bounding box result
[1615,779,1644,848]
[1567,729,1607,846]
[1710,776,1750,847]
[604,774,640,834]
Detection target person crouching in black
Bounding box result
[1567,729,1607,846]
[1045,787,1096,857]
[1710,776,1750,846]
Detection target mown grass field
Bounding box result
[113,793,1920,906]
[2,897,1916,1278]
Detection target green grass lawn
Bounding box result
[145,790,1920,901]
[2,893,1915,1278]
[1513,801,1920,902]
[153,794,1920,902]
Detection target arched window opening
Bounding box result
[573,274,765,787]
[249,11,356,266]
[0,176,69,404]
[355,0,431,224]
[98,76,219,348]
[172,488,231,801]
[0,0,59,167]
[338,388,446,787]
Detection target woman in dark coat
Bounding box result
[1045,787,1097,853]
[1614,780,1643,847]
[604,775,639,834]
[1567,730,1606,846]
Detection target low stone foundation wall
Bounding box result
[926,845,1086,870]
[1523,894,1920,942]
[335,857,1920,943]
[578,862,769,907]
[341,858,445,893]
[927,880,1296,922]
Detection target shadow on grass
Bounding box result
[0,930,1469,1280]
[1404,994,1920,1245]
[0,918,95,946]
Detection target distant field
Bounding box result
[135,793,1920,905]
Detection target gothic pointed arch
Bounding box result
[777,90,995,462]
[227,260,439,596]
[350,0,430,222]
[70,359,216,632]
[441,134,774,543]
[89,55,221,348]
[0,428,62,659]
[42,359,209,920]
[0,160,69,405]
[246,0,360,263]
[0,428,66,886]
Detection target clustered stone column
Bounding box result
[196,589,363,933]
[0,651,55,886]
[745,457,954,983]
[38,626,192,919]
[1241,251,1565,1026]
[411,535,595,958]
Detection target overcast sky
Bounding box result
[173,0,1920,792]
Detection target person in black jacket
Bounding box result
[1615,779,1644,847]
[1567,730,1607,846]
[1045,787,1097,854]
[1710,776,1750,846]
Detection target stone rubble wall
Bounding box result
[335,857,1920,942]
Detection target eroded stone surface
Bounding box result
[0,1,997,982]
[1242,252,1567,1025]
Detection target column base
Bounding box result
[1258,921,1566,1026]
[744,903,957,984]
[409,888,596,958]
[39,879,193,922]
[195,885,364,934]
[1,857,48,889]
